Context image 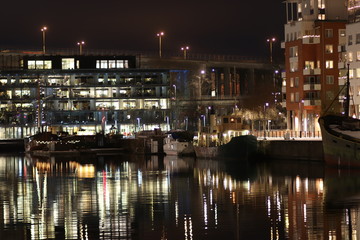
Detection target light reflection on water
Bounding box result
[0,154,359,239]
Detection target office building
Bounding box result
[0,55,173,138]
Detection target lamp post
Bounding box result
[77,41,85,55]
[299,99,304,137]
[156,32,164,58]
[266,37,276,63]
[173,84,177,128]
[181,46,189,59]
[172,84,177,99]
[41,26,47,54]
[264,102,269,138]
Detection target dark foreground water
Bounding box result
[0,154,359,240]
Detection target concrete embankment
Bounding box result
[258,140,324,161]
[0,139,25,152]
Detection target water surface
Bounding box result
[0,154,358,239]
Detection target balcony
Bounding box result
[304,99,321,106]
[281,100,286,108]
[281,41,285,49]
[314,68,321,75]
[303,69,314,75]
[338,62,346,69]
[302,37,320,44]
[304,83,321,91]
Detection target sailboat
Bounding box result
[318,64,360,167]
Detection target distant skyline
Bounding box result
[1,0,285,60]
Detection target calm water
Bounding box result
[0,154,359,240]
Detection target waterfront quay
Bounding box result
[0,134,324,163]
[258,138,323,161]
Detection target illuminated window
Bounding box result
[339,29,346,37]
[290,93,294,102]
[36,60,44,69]
[357,68,360,78]
[28,61,36,69]
[109,60,116,68]
[290,78,294,87]
[27,60,52,69]
[96,59,129,69]
[348,52,353,62]
[101,60,108,69]
[349,35,353,45]
[357,51,360,61]
[96,89,108,98]
[325,45,333,54]
[350,69,354,78]
[325,60,333,69]
[289,46,298,57]
[62,58,75,69]
[305,61,315,69]
[290,61,298,72]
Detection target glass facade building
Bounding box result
[0,55,172,138]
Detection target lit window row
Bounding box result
[28,60,52,69]
[96,60,129,69]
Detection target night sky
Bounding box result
[1,0,285,59]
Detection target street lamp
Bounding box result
[181,46,189,59]
[266,37,276,63]
[156,32,164,58]
[77,41,85,55]
[41,26,47,54]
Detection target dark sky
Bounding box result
[1,0,285,58]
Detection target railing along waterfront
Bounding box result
[251,130,322,139]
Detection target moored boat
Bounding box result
[319,114,360,167]
[194,135,258,159]
[163,130,195,156]
[318,64,360,167]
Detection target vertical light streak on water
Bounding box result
[296,176,301,193]
[184,216,188,240]
[304,178,309,193]
[138,170,142,186]
[276,191,282,222]
[203,194,208,229]
[189,216,193,240]
[267,196,271,217]
[214,203,218,226]
[175,201,179,226]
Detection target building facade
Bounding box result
[347,0,360,117]
[282,0,347,134]
[0,55,173,138]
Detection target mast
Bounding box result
[344,63,350,117]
